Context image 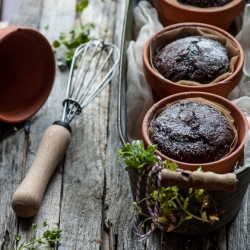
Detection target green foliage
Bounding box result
[76,0,89,13]
[117,141,219,231]
[117,141,158,173]
[51,0,94,68]
[13,222,62,250]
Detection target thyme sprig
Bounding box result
[14,221,62,250]
[117,141,219,231]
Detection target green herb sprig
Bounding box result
[117,141,219,231]
[117,141,158,173]
[14,221,62,250]
[51,0,95,69]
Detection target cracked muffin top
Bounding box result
[150,100,235,163]
[152,36,230,84]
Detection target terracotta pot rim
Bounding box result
[143,22,244,90]
[142,91,249,172]
[162,0,244,13]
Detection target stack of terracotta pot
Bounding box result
[141,2,248,174]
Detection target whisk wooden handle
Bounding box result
[11,124,71,218]
[161,169,237,192]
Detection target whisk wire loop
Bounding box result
[61,39,120,124]
[70,40,101,100]
[78,47,114,107]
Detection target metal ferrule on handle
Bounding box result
[11,122,71,218]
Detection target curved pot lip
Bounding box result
[0,26,55,124]
[143,22,244,90]
[142,91,249,170]
[0,26,39,42]
[161,0,244,14]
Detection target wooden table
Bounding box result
[1,0,250,249]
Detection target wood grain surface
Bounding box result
[1,0,250,249]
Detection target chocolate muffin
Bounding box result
[178,0,233,8]
[152,36,230,84]
[150,100,235,163]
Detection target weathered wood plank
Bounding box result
[104,0,145,249]
[228,186,250,250]
[5,0,76,249]
[0,127,24,249]
[0,1,45,249]
[56,0,122,249]
[9,0,43,28]
[20,0,76,246]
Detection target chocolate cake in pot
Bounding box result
[178,0,233,8]
[150,100,234,163]
[152,36,230,84]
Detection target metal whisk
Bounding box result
[11,39,120,218]
[61,39,120,124]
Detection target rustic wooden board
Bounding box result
[227,187,250,250]
[104,0,145,248]
[1,0,250,249]
[56,0,123,249]
[5,0,77,249]
[0,1,45,249]
[0,127,23,249]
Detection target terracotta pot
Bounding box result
[142,23,244,100]
[142,91,249,174]
[0,26,55,123]
[152,0,245,31]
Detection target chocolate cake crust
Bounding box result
[178,0,233,8]
[152,36,230,84]
[150,100,234,163]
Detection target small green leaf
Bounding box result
[38,239,46,244]
[12,126,18,132]
[138,206,142,215]
[76,0,89,13]
[15,235,21,241]
[185,215,192,220]
[197,166,203,172]
[59,32,66,41]
[32,223,37,229]
[43,230,50,238]
[183,197,189,209]
[43,221,48,227]
[202,211,207,221]
[52,40,60,48]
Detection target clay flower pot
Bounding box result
[142,23,244,100]
[142,91,249,174]
[0,26,55,123]
[152,0,245,31]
